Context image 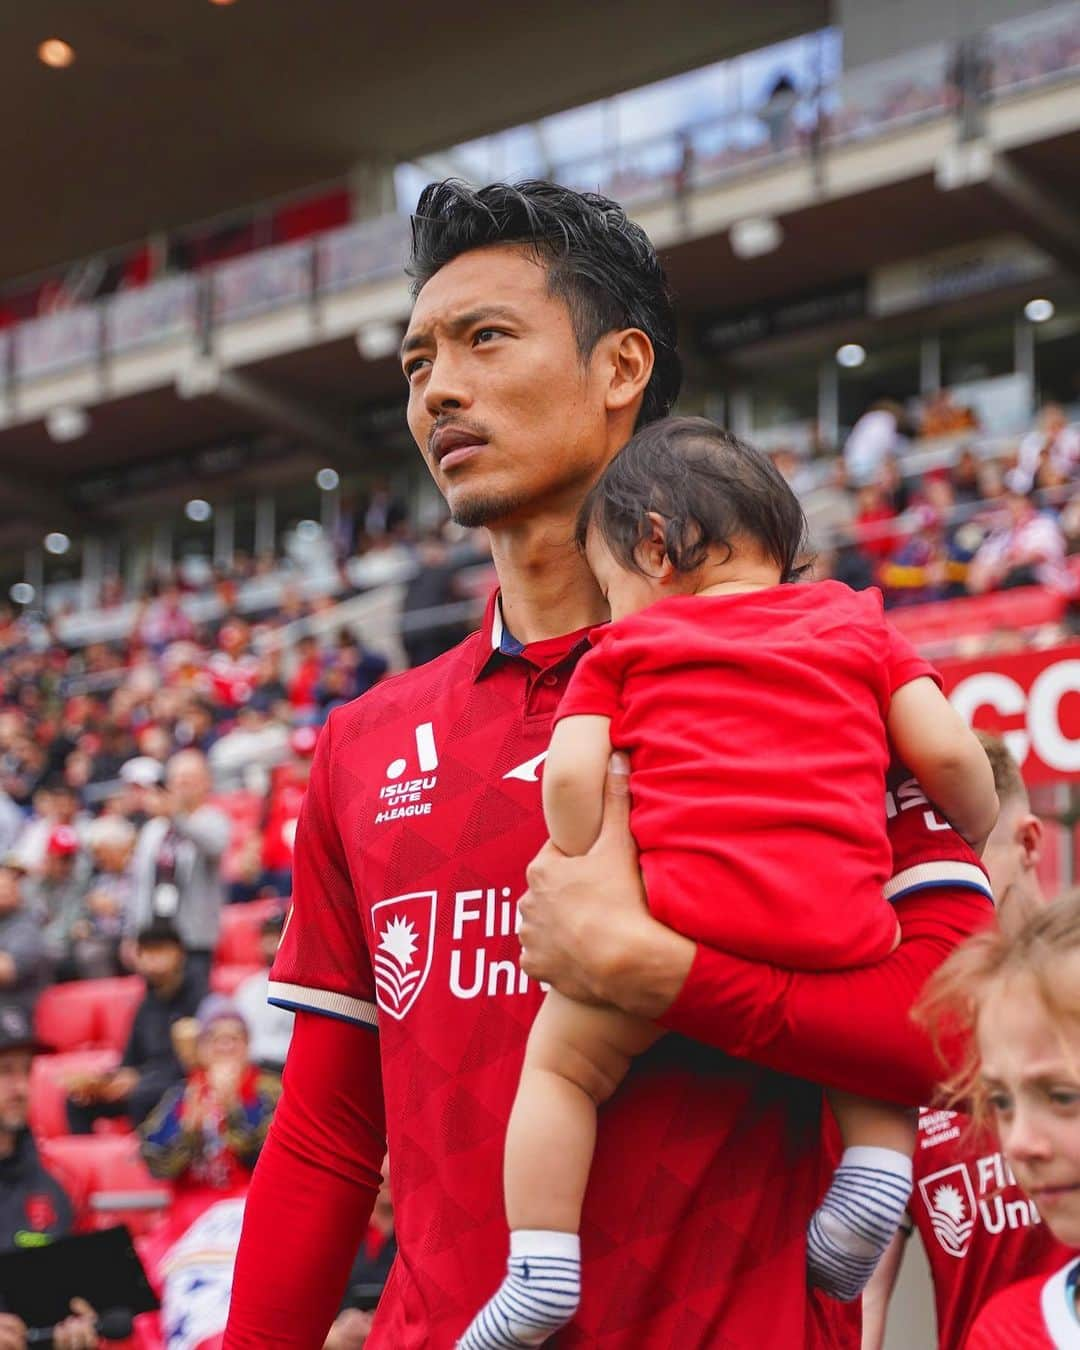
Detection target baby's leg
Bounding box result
[458,993,660,1349]
[807,1089,917,1302]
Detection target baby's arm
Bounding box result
[887,676,998,850]
[542,715,614,857]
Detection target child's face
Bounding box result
[584,528,666,622]
[977,969,1080,1247]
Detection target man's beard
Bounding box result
[449,487,534,530]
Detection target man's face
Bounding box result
[0,1048,31,1133]
[403,245,616,529]
[982,799,1043,921]
[167,756,209,810]
[136,941,185,988]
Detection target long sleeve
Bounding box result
[660,885,988,1105]
[224,1011,386,1348]
[174,805,230,858]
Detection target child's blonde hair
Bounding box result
[917,888,1080,1125]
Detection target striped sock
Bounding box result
[457,1230,581,1349]
[807,1146,913,1302]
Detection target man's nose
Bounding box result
[423,349,472,416]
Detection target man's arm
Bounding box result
[225,1013,385,1348]
[174,805,230,858]
[518,758,990,1106]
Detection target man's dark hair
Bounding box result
[408,180,681,427]
[136,920,185,950]
[576,416,809,581]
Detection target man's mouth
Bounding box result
[431,426,488,470]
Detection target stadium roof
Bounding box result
[4,0,824,284]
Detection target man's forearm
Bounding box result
[225,1013,386,1348]
[655,888,990,1105]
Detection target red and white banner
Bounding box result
[939,643,1080,785]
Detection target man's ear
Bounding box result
[633,511,674,580]
[603,329,654,415]
[1018,812,1043,871]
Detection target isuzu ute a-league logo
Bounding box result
[372,891,437,1019]
[375,722,439,825]
[919,1164,978,1257]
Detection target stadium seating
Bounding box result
[34,976,144,1054]
[210,962,263,995]
[37,1133,170,1236]
[30,1048,120,1139]
[888,586,1067,646]
[214,897,284,966]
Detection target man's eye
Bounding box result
[404,358,429,379]
[474,328,502,345]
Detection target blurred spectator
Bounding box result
[66,920,202,1133]
[137,581,196,655]
[401,532,471,668]
[843,399,910,488]
[920,387,978,438]
[760,72,798,151]
[967,488,1069,594]
[139,996,279,1198]
[259,726,316,896]
[12,784,86,875]
[287,635,323,714]
[1013,402,1080,493]
[75,815,137,978]
[127,750,228,995]
[0,1004,75,1250]
[950,445,983,505]
[362,480,408,541]
[0,861,46,1015]
[233,911,294,1073]
[0,792,22,864]
[852,482,898,562]
[209,704,289,794]
[24,827,91,981]
[800,457,856,554]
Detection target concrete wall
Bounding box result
[839,0,1056,67]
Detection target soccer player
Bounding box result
[918,890,1080,1347]
[461,419,997,1346]
[863,734,1069,1350]
[224,180,992,1349]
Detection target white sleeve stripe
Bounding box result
[884,861,993,902]
[267,980,379,1028]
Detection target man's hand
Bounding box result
[52,1300,98,1350]
[517,755,696,1018]
[0,952,17,988]
[323,1308,375,1349]
[0,1313,26,1350]
[99,1067,139,1103]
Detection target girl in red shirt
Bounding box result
[461,418,998,1349]
[922,893,1080,1347]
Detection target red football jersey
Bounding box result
[270,593,855,1349]
[966,1257,1080,1348]
[557,581,934,969]
[911,1109,1070,1349]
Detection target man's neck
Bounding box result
[488,511,608,644]
[0,1128,16,1161]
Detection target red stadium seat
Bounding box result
[94,976,145,1053]
[34,976,144,1055]
[38,1134,170,1237]
[210,962,263,995]
[30,1049,119,1140]
[34,983,102,1052]
[214,897,284,966]
[890,586,1066,646]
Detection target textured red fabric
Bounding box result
[224,1012,385,1348]
[965,1258,1080,1348]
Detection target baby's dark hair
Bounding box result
[576,416,810,581]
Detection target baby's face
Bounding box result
[584,529,665,622]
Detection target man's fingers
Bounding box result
[591,753,631,851]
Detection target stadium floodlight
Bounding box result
[1024,298,1055,324]
[44,532,71,556]
[729,216,783,260]
[185,499,213,523]
[315,467,340,492]
[38,39,75,68]
[9,583,34,605]
[45,405,89,443]
[836,343,867,369]
[296,520,323,542]
[356,321,403,362]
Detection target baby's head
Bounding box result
[576,416,808,619]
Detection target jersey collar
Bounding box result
[472,590,596,680]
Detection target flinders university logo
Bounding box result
[919,1164,977,1257]
[372,891,437,1020]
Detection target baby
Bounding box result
[460,417,997,1348]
